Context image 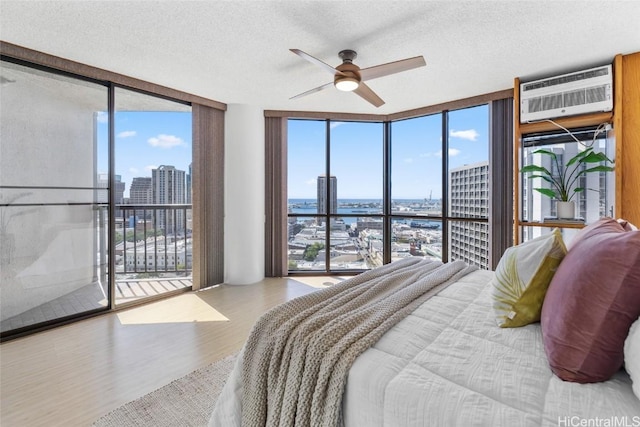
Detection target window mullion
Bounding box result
[108,83,116,310]
[442,111,449,263]
[325,119,331,273]
[383,121,392,265]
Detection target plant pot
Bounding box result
[557,201,575,219]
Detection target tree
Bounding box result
[115,229,163,244]
[303,242,324,262]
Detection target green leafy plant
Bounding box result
[521,147,614,202]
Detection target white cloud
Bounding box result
[330,122,345,130]
[434,148,462,158]
[117,130,137,138]
[129,167,139,174]
[404,158,413,163]
[449,129,479,141]
[147,134,185,148]
[96,112,108,123]
[419,152,432,158]
[305,178,316,185]
[145,165,157,172]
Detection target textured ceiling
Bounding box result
[1,1,639,115]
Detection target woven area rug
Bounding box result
[92,353,237,427]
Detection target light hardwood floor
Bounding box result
[0,277,325,427]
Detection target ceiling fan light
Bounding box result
[335,76,359,92]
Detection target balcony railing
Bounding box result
[115,204,192,276]
[1,203,193,334]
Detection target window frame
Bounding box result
[286,104,491,275]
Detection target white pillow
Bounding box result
[625,317,640,400]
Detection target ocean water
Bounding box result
[289,198,382,214]
[288,198,442,228]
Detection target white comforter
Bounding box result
[211,269,640,426]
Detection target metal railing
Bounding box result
[115,204,192,276]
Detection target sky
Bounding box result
[96,103,487,201]
[287,104,489,200]
[97,111,193,198]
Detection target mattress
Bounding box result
[211,268,640,426]
[343,269,640,426]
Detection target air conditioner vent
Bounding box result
[522,67,610,92]
[586,86,607,103]
[520,65,612,123]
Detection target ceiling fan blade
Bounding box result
[290,49,346,76]
[290,81,334,100]
[353,82,385,107]
[359,56,426,81]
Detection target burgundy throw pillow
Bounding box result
[541,218,640,383]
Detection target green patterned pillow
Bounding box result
[491,228,567,328]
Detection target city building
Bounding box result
[127,176,154,220]
[96,173,125,204]
[186,163,193,232]
[123,237,192,271]
[356,217,383,231]
[317,175,337,214]
[186,163,192,205]
[128,177,153,205]
[152,165,186,233]
[449,161,489,269]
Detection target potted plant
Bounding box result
[521,146,614,219]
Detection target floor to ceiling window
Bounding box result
[286,104,490,274]
[287,120,326,272]
[287,120,384,272]
[447,105,489,269]
[0,59,110,334]
[390,114,443,263]
[330,121,384,271]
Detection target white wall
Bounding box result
[224,104,265,284]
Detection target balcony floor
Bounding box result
[1,277,192,334]
[115,277,192,304]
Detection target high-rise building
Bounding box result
[96,174,125,204]
[186,162,192,204]
[186,162,193,232]
[317,175,337,214]
[152,165,186,233]
[449,161,489,269]
[129,177,153,205]
[127,176,153,221]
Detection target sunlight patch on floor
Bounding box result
[116,294,229,325]
[290,276,347,289]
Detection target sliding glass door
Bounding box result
[0,59,110,334]
[0,59,194,338]
[112,87,192,306]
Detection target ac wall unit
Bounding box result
[520,64,613,123]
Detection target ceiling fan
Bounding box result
[289,49,426,108]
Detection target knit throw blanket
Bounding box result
[240,258,476,427]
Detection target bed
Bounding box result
[210,218,640,426]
